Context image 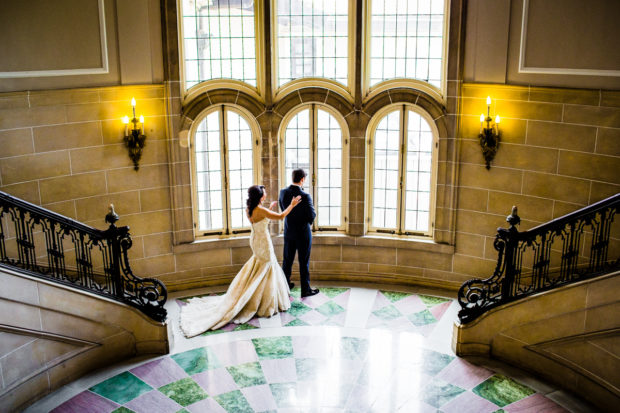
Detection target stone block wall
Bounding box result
[0,83,618,292]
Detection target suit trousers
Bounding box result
[282,236,312,293]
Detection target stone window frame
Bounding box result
[277,102,351,233]
[188,103,263,238]
[164,0,464,250]
[365,102,440,238]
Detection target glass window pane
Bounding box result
[372,110,401,230]
[284,109,312,195]
[227,111,254,229]
[276,0,349,86]
[315,109,342,226]
[195,111,224,231]
[181,0,256,89]
[404,111,433,232]
[370,0,445,87]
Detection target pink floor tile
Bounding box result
[504,393,568,412]
[299,310,328,325]
[186,397,227,412]
[124,390,183,413]
[292,335,332,359]
[393,295,427,315]
[280,311,296,325]
[50,391,119,413]
[435,358,494,390]
[372,291,393,310]
[129,357,188,388]
[302,293,330,308]
[209,340,258,366]
[241,384,278,411]
[332,289,351,307]
[260,358,297,383]
[192,367,238,396]
[430,301,452,320]
[441,390,499,413]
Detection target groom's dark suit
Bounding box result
[279,184,316,294]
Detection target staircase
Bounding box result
[454,193,620,411]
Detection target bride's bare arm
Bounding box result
[257,196,301,221]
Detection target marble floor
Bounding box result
[26,284,597,413]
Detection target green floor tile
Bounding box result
[89,371,152,405]
[372,304,402,320]
[380,290,411,302]
[339,337,369,360]
[252,336,294,359]
[234,323,258,331]
[408,309,437,326]
[320,287,349,298]
[112,407,135,413]
[421,378,465,408]
[288,300,312,317]
[270,382,297,408]
[418,294,450,307]
[295,358,322,381]
[171,347,221,375]
[214,390,254,413]
[421,349,454,375]
[176,410,190,413]
[200,328,227,336]
[315,301,345,317]
[290,287,301,298]
[158,377,208,407]
[473,374,535,407]
[227,362,267,387]
[286,318,309,326]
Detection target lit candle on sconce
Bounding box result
[477,96,501,169]
[122,115,129,136]
[122,97,147,171]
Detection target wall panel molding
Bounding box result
[518,0,620,77]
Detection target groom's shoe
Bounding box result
[288,282,295,289]
[301,288,319,298]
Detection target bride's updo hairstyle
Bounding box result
[246,185,265,218]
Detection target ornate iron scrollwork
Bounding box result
[0,191,167,323]
[458,195,619,323]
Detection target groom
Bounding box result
[279,168,319,298]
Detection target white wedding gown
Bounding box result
[180,218,291,337]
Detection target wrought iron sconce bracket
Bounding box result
[479,97,501,170]
[123,98,146,171]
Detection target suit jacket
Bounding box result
[279,185,316,240]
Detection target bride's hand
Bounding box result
[291,195,302,207]
[269,201,278,210]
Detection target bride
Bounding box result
[180,185,301,337]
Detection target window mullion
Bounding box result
[220,106,231,234]
[311,104,318,231]
[397,105,407,234]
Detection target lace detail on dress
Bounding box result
[250,219,274,262]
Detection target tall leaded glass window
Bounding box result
[181,0,257,89]
[369,105,436,235]
[193,106,258,236]
[276,0,349,86]
[369,0,445,88]
[281,105,347,230]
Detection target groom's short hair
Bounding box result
[292,168,306,183]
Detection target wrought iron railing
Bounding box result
[0,191,167,322]
[458,193,620,323]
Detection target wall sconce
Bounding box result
[479,96,500,170]
[122,97,146,171]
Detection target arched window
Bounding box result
[368,105,437,235]
[369,0,446,89]
[180,0,258,89]
[275,0,350,87]
[280,104,348,230]
[191,105,260,236]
